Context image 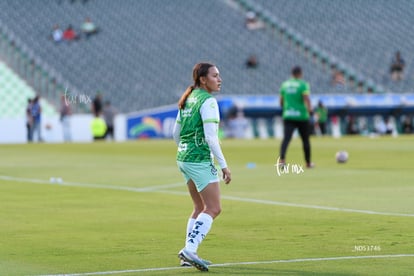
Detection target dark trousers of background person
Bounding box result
[319,122,327,135]
[280,119,311,164]
[93,135,105,141]
[105,125,114,140]
[27,122,33,142]
[30,120,42,142]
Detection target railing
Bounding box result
[232,0,386,94]
[0,23,88,113]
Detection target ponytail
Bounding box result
[178,85,194,109]
[178,62,215,109]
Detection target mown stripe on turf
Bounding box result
[161,190,414,217]
[220,194,414,217]
[0,175,183,192]
[35,254,414,276]
[2,175,414,217]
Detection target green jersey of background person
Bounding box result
[280,77,310,121]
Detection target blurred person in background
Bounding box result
[226,107,249,138]
[278,66,313,168]
[245,54,258,69]
[30,95,43,142]
[346,115,359,135]
[26,98,33,142]
[390,51,405,81]
[90,113,107,141]
[51,24,63,43]
[81,17,99,39]
[60,94,72,142]
[91,92,103,116]
[63,24,79,42]
[245,11,264,30]
[103,100,117,140]
[401,116,413,134]
[315,100,328,135]
[375,116,393,135]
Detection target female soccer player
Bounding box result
[173,62,232,271]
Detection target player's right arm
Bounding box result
[172,111,181,146]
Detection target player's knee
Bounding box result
[193,205,204,217]
[214,206,222,217]
[206,206,221,218]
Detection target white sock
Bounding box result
[185,213,213,253]
[186,218,196,241]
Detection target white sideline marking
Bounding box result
[36,254,414,276]
[1,175,414,217]
[155,190,414,218]
[0,175,183,192]
[221,195,414,217]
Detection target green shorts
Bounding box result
[177,161,219,192]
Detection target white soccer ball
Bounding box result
[336,151,349,163]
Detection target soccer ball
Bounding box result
[335,151,349,163]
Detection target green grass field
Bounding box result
[1,136,413,275]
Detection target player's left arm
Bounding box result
[200,98,227,169]
[302,83,312,115]
[303,94,312,114]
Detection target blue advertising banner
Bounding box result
[127,105,178,139]
[126,94,414,139]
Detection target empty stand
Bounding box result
[0,0,412,114]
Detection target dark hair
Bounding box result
[178,62,215,109]
[292,66,302,77]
